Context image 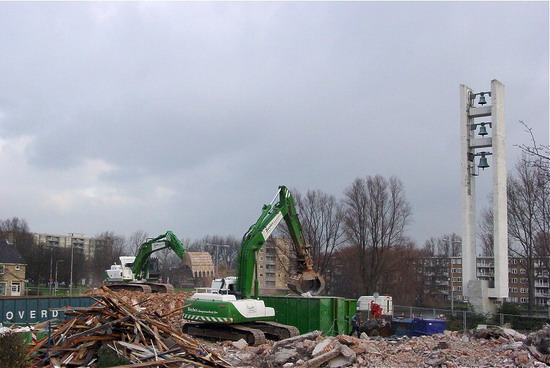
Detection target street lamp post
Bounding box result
[206,244,230,277]
[55,260,64,296]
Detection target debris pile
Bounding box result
[30,286,229,368]
[26,287,550,368]
[474,325,526,341]
[202,326,549,367]
[526,324,550,364]
[84,287,192,330]
[0,325,35,335]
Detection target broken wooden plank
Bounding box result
[65,315,133,341]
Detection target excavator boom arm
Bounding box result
[236,186,324,298]
[132,231,186,280]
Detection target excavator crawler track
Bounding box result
[106,283,153,293]
[246,321,300,340]
[182,323,266,346]
[105,282,174,293]
[143,282,174,293]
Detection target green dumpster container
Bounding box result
[259,295,356,336]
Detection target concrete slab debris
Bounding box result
[231,338,248,350]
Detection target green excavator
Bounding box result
[104,231,186,293]
[182,186,325,345]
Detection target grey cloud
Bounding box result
[0,1,547,242]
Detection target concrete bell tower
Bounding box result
[460,79,508,314]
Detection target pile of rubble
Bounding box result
[200,325,550,367]
[27,287,550,367]
[84,287,192,330]
[30,286,229,367]
[526,324,550,364]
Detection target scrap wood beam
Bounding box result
[69,334,121,344]
[64,315,134,341]
[29,315,79,355]
[138,346,183,360]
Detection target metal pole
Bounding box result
[49,252,53,294]
[46,320,51,362]
[215,246,219,276]
[55,260,63,296]
[70,242,74,296]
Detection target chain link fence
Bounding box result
[393,304,550,332]
[24,286,88,297]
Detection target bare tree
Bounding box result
[0,217,33,255]
[378,238,424,305]
[190,235,240,273]
[0,217,30,234]
[156,246,186,283]
[127,230,149,255]
[516,121,550,172]
[478,207,495,257]
[329,238,423,304]
[507,156,549,314]
[424,234,462,257]
[419,234,461,306]
[343,175,412,296]
[423,238,437,257]
[90,231,126,285]
[0,217,39,283]
[276,188,346,292]
[327,246,363,297]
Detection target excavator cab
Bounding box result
[146,257,160,281]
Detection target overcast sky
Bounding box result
[0,2,548,247]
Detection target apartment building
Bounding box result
[33,233,95,260]
[419,255,550,306]
[416,256,463,303]
[256,238,291,294]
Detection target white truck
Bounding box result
[357,295,393,318]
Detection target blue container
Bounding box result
[391,318,413,336]
[410,318,446,336]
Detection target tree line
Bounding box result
[1,122,547,308]
[0,220,243,289]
